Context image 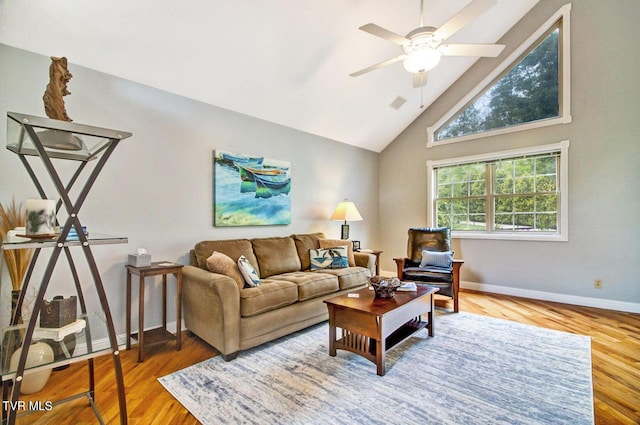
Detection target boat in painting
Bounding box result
[221,152,264,167]
[236,163,289,182]
[254,173,291,198]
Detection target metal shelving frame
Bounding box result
[1,112,131,424]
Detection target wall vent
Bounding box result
[389,96,406,110]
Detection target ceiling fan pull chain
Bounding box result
[420,87,425,109]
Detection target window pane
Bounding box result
[437,183,453,198]
[452,182,469,197]
[536,175,556,192]
[495,213,514,229]
[469,163,486,196]
[537,213,557,231]
[513,195,535,213]
[495,160,514,194]
[495,196,513,213]
[469,198,485,214]
[514,158,534,177]
[536,194,557,212]
[468,214,486,230]
[436,28,560,141]
[450,216,467,230]
[437,166,452,181]
[515,176,534,193]
[435,163,488,231]
[536,156,557,174]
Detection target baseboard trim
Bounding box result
[76,320,182,354]
[462,280,640,314]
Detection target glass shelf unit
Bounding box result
[3,112,131,424]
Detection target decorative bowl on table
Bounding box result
[368,276,403,298]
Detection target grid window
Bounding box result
[429,142,568,241]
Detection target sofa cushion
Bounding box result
[309,247,349,270]
[206,251,245,290]
[251,237,301,278]
[194,239,259,273]
[292,233,326,270]
[238,255,261,287]
[239,280,298,317]
[319,239,355,267]
[318,266,371,290]
[403,266,453,284]
[272,271,339,301]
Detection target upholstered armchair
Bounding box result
[394,227,464,313]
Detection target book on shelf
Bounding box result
[60,226,89,241]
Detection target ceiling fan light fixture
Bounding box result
[402,47,441,73]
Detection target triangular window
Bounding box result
[428,4,571,146]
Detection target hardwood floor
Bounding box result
[11,290,640,424]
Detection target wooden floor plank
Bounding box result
[8,290,640,424]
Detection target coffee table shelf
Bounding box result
[325,285,438,376]
[368,317,426,356]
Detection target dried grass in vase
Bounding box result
[0,198,33,291]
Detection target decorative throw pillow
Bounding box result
[206,251,245,290]
[237,255,260,287]
[419,250,454,270]
[310,247,349,270]
[319,239,355,267]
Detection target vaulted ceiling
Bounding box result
[0,0,538,152]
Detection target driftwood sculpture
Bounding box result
[43,56,73,122]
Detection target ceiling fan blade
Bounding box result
[350,55,404,77]
[359,23,410,46]
[433,0,497,42]
[439,43,505,57]
[413,71,427,88]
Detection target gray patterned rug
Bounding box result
[159,312,593,425]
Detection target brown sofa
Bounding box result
[183,233,375,360]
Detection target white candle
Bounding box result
[25,199,57,235]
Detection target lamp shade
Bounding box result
[330,201,363,223]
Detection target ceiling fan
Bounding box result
[350,0,506,88]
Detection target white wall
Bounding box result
[379,0,640,312]
[0,44,380,335]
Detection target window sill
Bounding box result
[451,231,568,242]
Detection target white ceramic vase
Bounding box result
[9,341,55,394]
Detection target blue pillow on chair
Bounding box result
[419,250,454,270]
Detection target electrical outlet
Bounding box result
[594,279,603,289]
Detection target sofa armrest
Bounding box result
[354,252,375,276]
[182,265,241,359]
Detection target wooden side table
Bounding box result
[125,262,184,362]
[370,250,383,275]
[358,250,383,275]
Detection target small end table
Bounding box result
[358,249,383,275]
[125,261,183,362]
[370,250,383,275]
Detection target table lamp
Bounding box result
[330,199,363,239]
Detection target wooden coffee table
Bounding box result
[324,284,438,376]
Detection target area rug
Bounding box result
[159,312,593,425]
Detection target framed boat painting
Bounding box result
[213,150,291,226]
